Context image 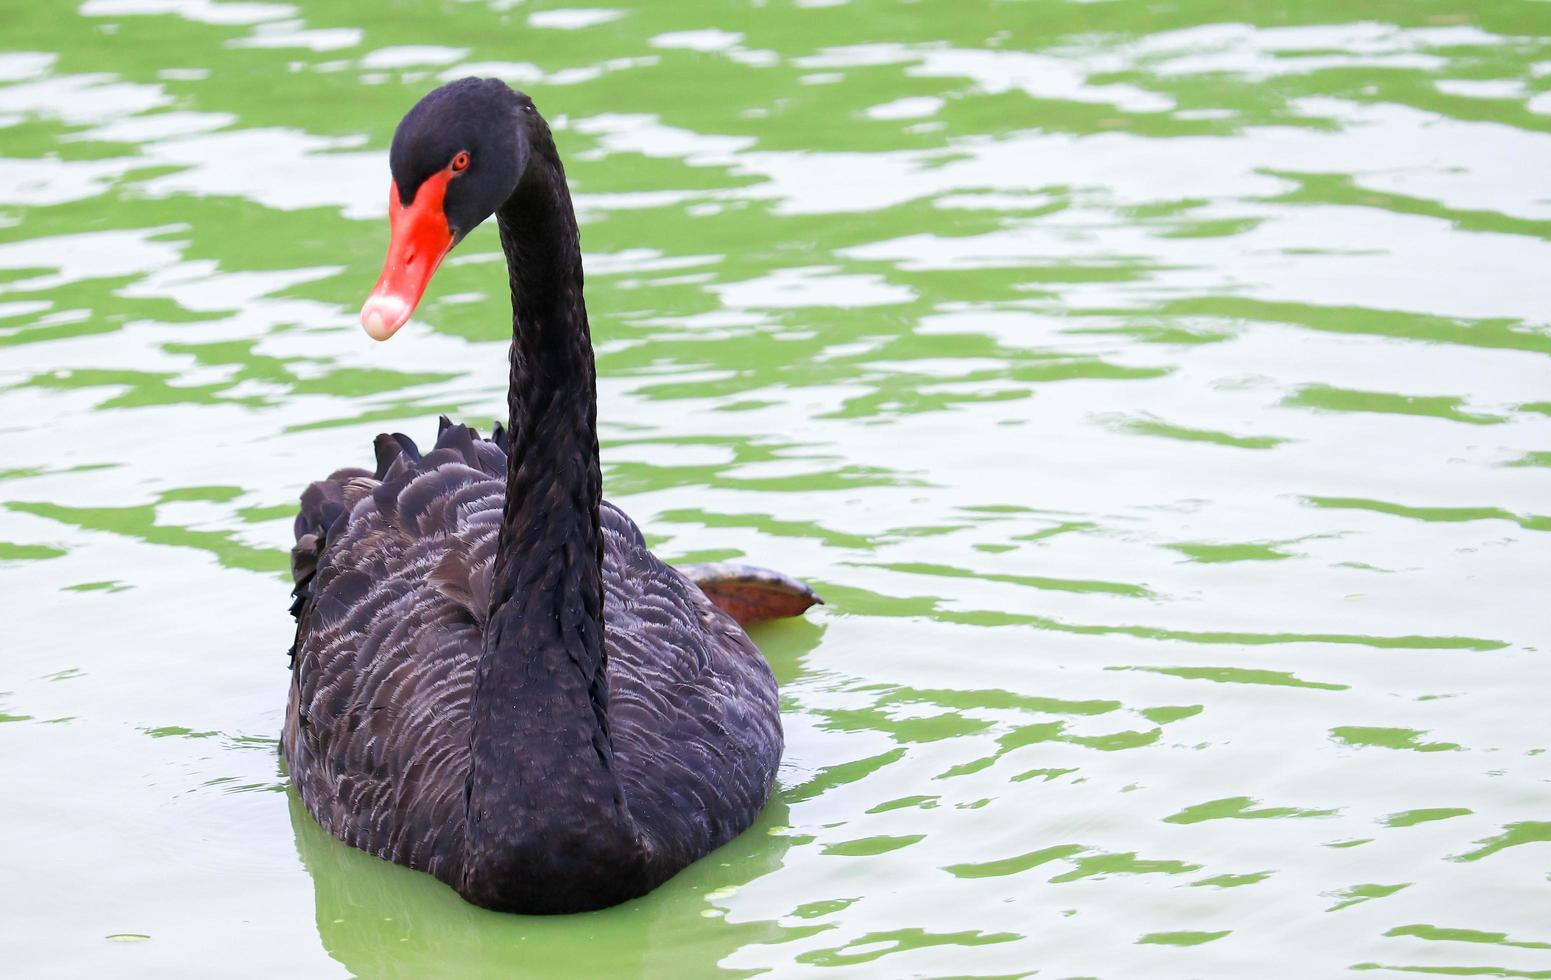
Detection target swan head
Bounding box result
[361,78,534,341]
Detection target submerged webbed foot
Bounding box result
[678,562,824,627]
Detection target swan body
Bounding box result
[282,79,818,913]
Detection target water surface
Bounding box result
[2,1,1549,976]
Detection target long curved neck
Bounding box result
[487,150,601,655]
[461,140,644,911]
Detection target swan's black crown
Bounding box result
[389,78,534,241]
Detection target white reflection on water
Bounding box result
[527,8,628,30]
[79,0,297,27]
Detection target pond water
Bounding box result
[2,1,1549,976]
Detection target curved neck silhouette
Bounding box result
[459,137,645,913]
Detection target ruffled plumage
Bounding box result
[283,419,787,889]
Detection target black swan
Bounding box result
[283,78,820,914]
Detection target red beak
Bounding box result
[360,172,455,341]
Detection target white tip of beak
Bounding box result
[360,293,412,341]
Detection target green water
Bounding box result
[2,0,1549,976]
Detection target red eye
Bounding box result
[450,151,470,172]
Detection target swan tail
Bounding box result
[678,562,824,627]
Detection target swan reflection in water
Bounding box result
[286,790,796,978]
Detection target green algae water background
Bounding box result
[2,0,1549,976]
